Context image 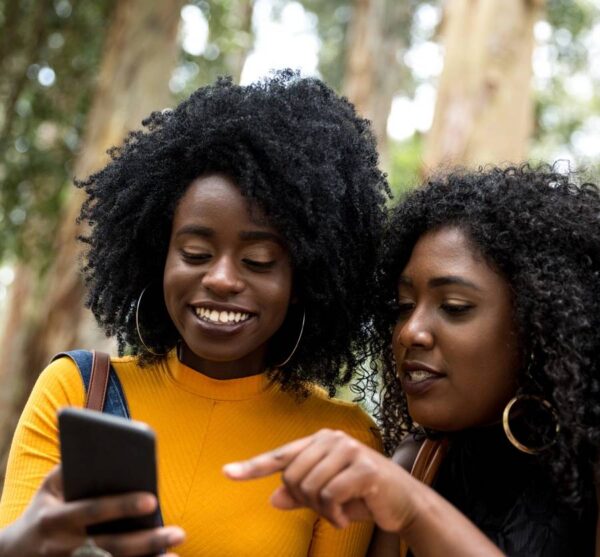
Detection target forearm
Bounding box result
[399,483,504,557]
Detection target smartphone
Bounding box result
[58,407,161,536]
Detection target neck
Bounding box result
[177,343,268,380]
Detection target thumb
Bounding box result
[270,485,302,510]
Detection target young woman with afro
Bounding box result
[227,165,600,556]
[0,70,389,556]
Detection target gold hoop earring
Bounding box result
[135,284,167,356]
[275,309,306,368]
[502,395,560,455]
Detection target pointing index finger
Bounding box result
[223,436,314,480]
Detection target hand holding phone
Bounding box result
[0,466,184,557]
[59,407,162,536]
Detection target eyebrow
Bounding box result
[175,224,213,238]
[238,230,283,244]
[175,225,283,245]
[399,275,482,291]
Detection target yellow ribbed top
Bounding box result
[0,351,381,556]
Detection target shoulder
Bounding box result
[34,355,86,406]
[391,434,423,472]
[110,354,143,375]
[302,385,382,451]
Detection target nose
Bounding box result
[393,309,434,354]
[201,255,245,297]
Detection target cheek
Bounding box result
[451,326,520,422]
[263,266,293,315]
[392,324,406,363]
[162,255,190,317]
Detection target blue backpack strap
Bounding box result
[51,349,130,418]
[51,350,164,529]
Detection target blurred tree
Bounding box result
[388,135,423,194]
[0,0,114,475]
[422,0,545,169]
[0,0,114,264]
[173,0,253,98]
[532,0,600,166]
[342,0,416,167]
[0,0,185,482]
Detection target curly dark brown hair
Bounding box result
[374,164,600,510]
[76,70,390,395]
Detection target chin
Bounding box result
[407,403,458,433]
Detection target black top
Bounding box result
[422,427,596,556]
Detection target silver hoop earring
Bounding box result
[275,309,306,368]
[135,284,166,356]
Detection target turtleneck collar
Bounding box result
[163,350,276,400]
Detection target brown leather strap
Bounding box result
[410,437,449,485]
[85,350,111,411]
[400,438,449,557]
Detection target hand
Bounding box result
[223,429,420,533]
[0,466,185,557]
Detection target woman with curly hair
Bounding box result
[0,71,389,556]
[227,165,600,556]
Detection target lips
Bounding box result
[400,360,446,396]
[189,301,257,334]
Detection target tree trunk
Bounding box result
[224,0,254,82]
[423,0,544,170]
[343,0,412,170]
[0,0,185,483]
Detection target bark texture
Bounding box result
[343,0,413,169]
[423,0,544,170]
[0,0,185,483]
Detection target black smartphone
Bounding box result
[58,407,161,536]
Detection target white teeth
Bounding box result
[408,370,436,382]
[194,307,251,324]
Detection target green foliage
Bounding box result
[0,0,114,266]
[301,0,352,90]
[388,134,423,197]
[532,0,600,164]
[174,0,253,97]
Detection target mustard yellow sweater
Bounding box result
[0,351,380,556]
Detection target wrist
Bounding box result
[0,519,25,557]
[395,480,436,540]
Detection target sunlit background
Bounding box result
[1,0,599,329]
[0,1,599,464]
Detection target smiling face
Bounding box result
[392,227,521,432]
[163,173,293,378]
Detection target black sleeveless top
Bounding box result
[427,427,595,556]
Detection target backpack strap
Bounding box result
[86,351,110,410]
[51,349,163,527]
[51,349,130,417]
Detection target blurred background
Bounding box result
[0,0,598,482]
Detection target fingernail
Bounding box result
[168,527,185,544]
[223,463,245,477]
[137,494,157,512]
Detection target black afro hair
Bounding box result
[76,70,390,396]
[375,164,600,510]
